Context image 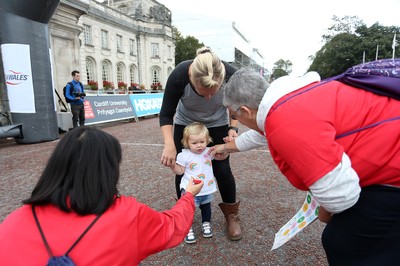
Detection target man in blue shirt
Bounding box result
[66,70,85,128]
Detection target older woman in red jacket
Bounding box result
[211,64,400,265]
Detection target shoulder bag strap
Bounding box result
[65,212,102,256]
[32,205,102,257]
[32,205,54,258]
[68,82,75,95]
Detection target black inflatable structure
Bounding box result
[0,0,61,144]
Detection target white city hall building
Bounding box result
[50,0,174,110]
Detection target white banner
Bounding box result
[49,48,57,111]
[1,43,36,113]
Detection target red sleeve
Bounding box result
[136,192,195,260]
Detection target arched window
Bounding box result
[102,60,111,82]
[85,57,96,83]
[151,66,161,84]
[116,62,125,82]
[101,60,113,89]
[150,66,161,90]
[129,64,137,85]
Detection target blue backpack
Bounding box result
[63,82,84,103]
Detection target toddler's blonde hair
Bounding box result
[181,122,213,149]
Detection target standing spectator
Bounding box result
[159,47,242,241]
[66,70,85,128]
[0,127,203,265]
[169,122,218,244]
[210,67,400,264]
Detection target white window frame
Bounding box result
[129,39,135,55]
[151,43,159,58]
[85,57,95,82]
[83,24,92,45]
[117,34,123,53]
[130,64,137,85]
[101,30,109,49]
[116,62,125,83]
[102,60,111,82]
[151,66,161,83]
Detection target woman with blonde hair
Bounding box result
[159,47,242,241]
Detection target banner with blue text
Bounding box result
[83,93,163,125]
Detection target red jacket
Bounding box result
[266,80,400,190]
[0,193,195,265]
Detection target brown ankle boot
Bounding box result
[218,201,242,241]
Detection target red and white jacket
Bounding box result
[236,72,400,213]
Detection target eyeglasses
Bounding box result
[230,106,241,120]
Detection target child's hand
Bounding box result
[185,177,203,196]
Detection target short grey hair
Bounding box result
[223,68,269,111]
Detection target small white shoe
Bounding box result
[202,222,213,238]
[185,227,196,244]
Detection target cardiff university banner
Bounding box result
[84,94,136,125]
[82,93,164,125]
[1,43,35,113]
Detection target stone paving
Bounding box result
[0,117,328,265]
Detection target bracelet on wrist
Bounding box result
[228,126,239,133]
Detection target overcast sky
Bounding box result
[156,0,400,75]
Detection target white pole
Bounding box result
[375,45,379,60]
[392,33,397,59]
[362,51,365,64]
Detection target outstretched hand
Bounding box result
[208,144,228,159]
[185,177,204,196]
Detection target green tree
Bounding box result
[309,33,362,79]
[309,16,399,79]
[322,15,365,42]
[356,23,398,61]
[174,27,204,65]
[270,59,292,82]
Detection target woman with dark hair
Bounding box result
[0,127,203,265]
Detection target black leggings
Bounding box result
[200,203,211,223]
[173,124,237,203]
[322,185,400,265]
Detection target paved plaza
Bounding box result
[0,117,328,265]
